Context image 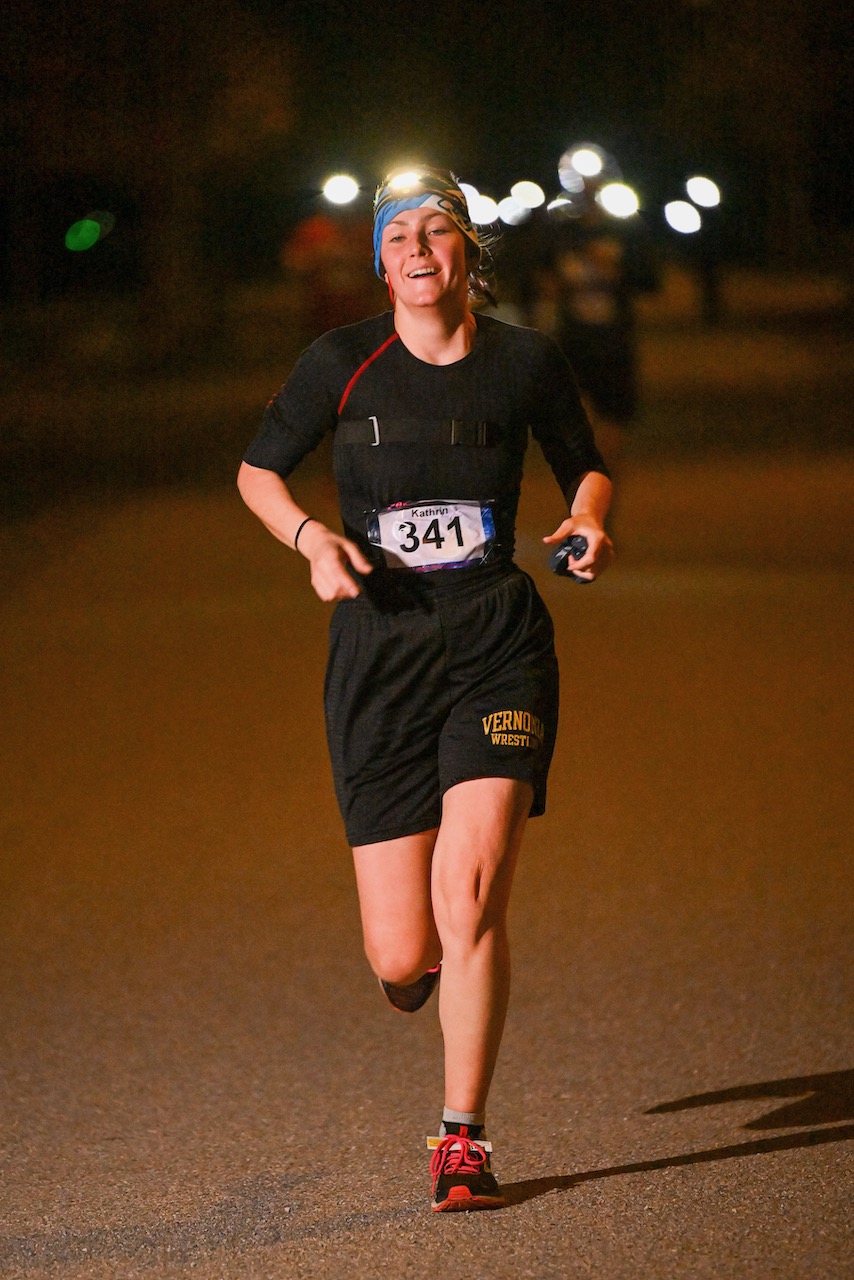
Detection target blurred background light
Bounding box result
[459,182,480,207]
[597,182,639,218]
[497,196,530,226]
[64,211,116,251]
[323,174,359,205]
[510,180,545,209]
[686,175,722,207]
[65,220,101,252]
[556,165,585,196]
[558,143,620,202]
[665,200,702,233]
[568,146,604,177]
[467,193,499,225]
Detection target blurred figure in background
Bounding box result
[527,176,659,486]
[281,208,383,340]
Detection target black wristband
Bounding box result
[293,516,315,552]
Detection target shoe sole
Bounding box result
[431,1188,505,1212]
[379,966,440,1013]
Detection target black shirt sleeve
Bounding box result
[242,335,341,478]
[527,333,610,505]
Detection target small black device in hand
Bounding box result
[548,534,590,582]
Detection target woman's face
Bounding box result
[379,207,470,309]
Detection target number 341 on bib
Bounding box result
[367,499,496,572]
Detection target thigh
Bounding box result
[431,778,532,935]
[352,829,439,968]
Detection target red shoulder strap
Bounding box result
[337,332,400,415]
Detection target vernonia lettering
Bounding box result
[481,710,545,743]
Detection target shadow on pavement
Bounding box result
[501,1068,854,1209]
[646,1067,854,1129]
[501,1122,854,1209]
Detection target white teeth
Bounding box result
[410,268,437,277]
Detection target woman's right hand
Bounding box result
[299,523,374,601]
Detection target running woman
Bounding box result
[237,166,613,1212]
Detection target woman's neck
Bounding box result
[393,301,476,366]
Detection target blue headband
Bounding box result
[372,170,480,278]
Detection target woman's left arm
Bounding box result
[542,470,614,581]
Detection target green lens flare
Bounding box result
[65,211,116,251]
[65,219,102,251]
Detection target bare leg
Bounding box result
[352,779,531,1116]
[430,778,533,1114]
[351,829,440,985]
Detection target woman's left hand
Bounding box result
[542,517,613,582]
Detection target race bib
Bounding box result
[367,499,496,571]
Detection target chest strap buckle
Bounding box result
[336,418,499,447]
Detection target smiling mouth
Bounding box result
[408,268,439,278]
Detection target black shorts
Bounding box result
[324,564,560,847]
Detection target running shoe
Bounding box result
[428,1129,505,1212]
[380,963,441,1013]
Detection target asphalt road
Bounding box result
[2,422,852,1273]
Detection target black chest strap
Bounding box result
[335,418,500,447]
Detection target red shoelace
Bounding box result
[430,1133,488,1185]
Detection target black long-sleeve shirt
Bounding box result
[244,311,607,577]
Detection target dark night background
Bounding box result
[3,0,853,312]
[1,0,853,515]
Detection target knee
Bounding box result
[362,929,439,986]
[432,865,509,949]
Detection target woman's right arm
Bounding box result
[236,461,373,601]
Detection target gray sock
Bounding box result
[441,1107,486,1136]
